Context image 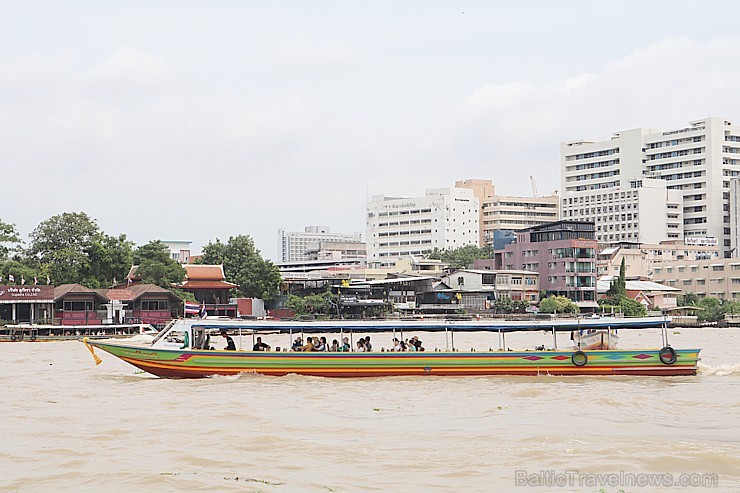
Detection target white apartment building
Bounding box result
[366,187,479,267]
[161,240,192,263]
[562,117,740,256]
[277,226,362,262]
[454,179,560,246]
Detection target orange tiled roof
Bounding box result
[180,280,237,289]
[184,264,226,281]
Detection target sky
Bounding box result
[3,1,740,260]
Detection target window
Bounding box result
[63,301,93,311]
[141,300,169,311]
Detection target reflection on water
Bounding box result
[0,327,738,492]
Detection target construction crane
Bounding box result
[529,175,538,197]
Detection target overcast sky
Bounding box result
[3,1,740,260]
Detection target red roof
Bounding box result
[180,280,238,289]
[184,265,226,281]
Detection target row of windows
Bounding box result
[375,208,432,217]
[647,147,703,160]
[379,240,432,247]
[646,159,703,171]
[570,148,619,160]
[377,219,432,227]
[647,135,704,148]
[568,158,620,171]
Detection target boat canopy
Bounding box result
[187,316,671,334]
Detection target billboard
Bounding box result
[0,285,55,302]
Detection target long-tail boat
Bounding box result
[82,317,700,378]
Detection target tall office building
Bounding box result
[562,117,740,255]
[366,187,479,268]
[277,226,362,262]
[454,179,560,247]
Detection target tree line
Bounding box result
[0,213,281,300]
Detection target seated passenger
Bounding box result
[411,336,424,352]
[356,340,365,352]
[364,336,373,352]
[292,337,303,351]
[339,337,350,352]
[314,336,327,351]
[406,339,416,351]
[391,338,402,352]
[221,330,236,350]
[330,339,339,352]
[253,336,271,351]
[300,337,316,352]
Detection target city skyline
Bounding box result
[4,2,740,260]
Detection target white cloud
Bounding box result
[442,37,740,195]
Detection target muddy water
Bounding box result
[0,327,738,492]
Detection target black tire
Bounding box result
[572,350,588,367]
[659,346,677,365]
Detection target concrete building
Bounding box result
[496,220,598,308]
[455,179,560,247]
[562,117,740,255]
[304,240,366,261]
[442,269,539,304]
[366,187,479,268]
[278,226,362,262]
[162,241,192,263]
[652,257,740,300]
[597,241,720,278]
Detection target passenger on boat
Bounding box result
[406,339,416,351]
[411,336,424,352]
[339,337,350,352]
[364,336,373,352]
[300,337,316,352]
[292,337,303,351]
[330,339,339,352]
[356,340,365,352]
[220,330,237,350]
[314,336,327,351]
[391,338,402,351]
[253,336,270,351]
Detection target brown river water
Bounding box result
[0,327,738,492]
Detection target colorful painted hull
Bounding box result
[86,341,701,378]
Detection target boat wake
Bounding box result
[698,362,740,376]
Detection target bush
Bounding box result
[538,295,578,314]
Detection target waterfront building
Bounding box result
[366,187,479,268]
[441,269,539,308]
[562,117,740,255]
[454,179,560,247]
[494,220,598,308]
[597,241,720,278]
[278,226,362,263]
[652,257,740,300]
[596,277,679,310]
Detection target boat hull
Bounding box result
[86,341,701,378]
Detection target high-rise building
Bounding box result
[277,226,362,262]
[455,179,560,247]
[366,187,479,268]
[561,117,740,256]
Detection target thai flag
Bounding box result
[184,302,200,315]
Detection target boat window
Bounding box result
[165,330,188,345]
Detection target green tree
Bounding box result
[133,240,186,288]
[0,219,21,261]
[201,235,281,300]
[0,260,39,286]
[677,292,700,306]
[538,295,578,314]
[606,258,627,297]
[598,294,647,317]
[82,234,134,288]
[427,245,493,270]
[285,294,306,315]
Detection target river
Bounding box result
[0,327,738,492]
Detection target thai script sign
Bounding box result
[0,285,54,301]
[684,237,718,247]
